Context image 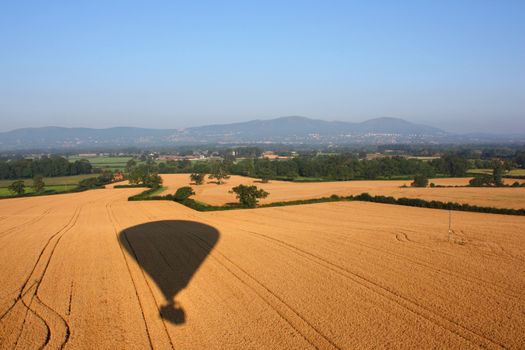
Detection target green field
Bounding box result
[469,168,525,176]
[0,184,78,197]
[67,156,133,171]
[0,174,96,188]
[408,156,440,161]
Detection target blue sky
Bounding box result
[0,0,524,133]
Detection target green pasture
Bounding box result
[0,184,78,197]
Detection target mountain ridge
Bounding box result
[1,116,521,150]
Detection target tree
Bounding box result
[126,159,137,172]
[32,176,45,193]
[128,165,148,185]
[411,174,429,187]
[8,180,26,195]
[97,170,114,184]
[146,173,163,188]
[515,151,525,168]
[208,161,230,184]
[255,159,275,183]
[492,161,505,187]
[128,164,162,187]
[190,173,205,185]
[258,167,273,183]
[70,159,92,175]
[230,185,269,208]
[78,177,101,190]
[174,186,195,201]
[0,156,92,180]
[438,155,468,177]
[469,175,493,187]
[231,158,255,177]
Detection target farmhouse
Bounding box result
[112,171,124,182]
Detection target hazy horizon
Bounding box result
[1,1,524,134]
[2,115,525,136]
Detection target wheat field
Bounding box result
[1,185,524,349]
[161,174,525,209]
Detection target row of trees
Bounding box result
[135,153,478,182]
[0,156,92,179]
[77,171,116,190]
[5,171,116,196]
[226,154,468,181]
[127,161,163,188]
[469,161,505,187]
[181,156,470,189]
[7,176,46,195]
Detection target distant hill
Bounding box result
[184,116,444,139]
[176,116,447,144]
[0,126,176,150]
[0,116,519,150]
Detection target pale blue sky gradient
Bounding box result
[1,1,524,133]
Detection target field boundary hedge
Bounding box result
[0,176,119,200]
[114,184,150,188]
[127,188,525,216]
[350,193,525,216]
[0,185,106,200]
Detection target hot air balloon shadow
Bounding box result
[119,220,219,325]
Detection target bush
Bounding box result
[78,177,101,190]
[190,173,205,185]
[411,174,429,187]
[8,180,25,195]
[114,184,150,188]
[128,187,160,201]
[32,176,45,193]
[469,175,494,187]
[78,173,115,190]
[147,173,163,188]
[174,186,195,201]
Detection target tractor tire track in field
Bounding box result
[138,204,335,349]
[349,231,525,302]
[0,202,41,223]
[0,207,80,321]
[106,201,159,350]
[120,230,175,350]
[0,208,53,240]
[66,282,73,316]
[13,284,50,350]
[15,206,80,349]
[237,227,507,350]
[235,218,523,303]
[176,223,339,350]
[0,206,81,349]
[395,231,412,242]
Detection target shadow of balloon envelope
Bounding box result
[119,220,220,325]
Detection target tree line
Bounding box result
[153,154,470,181]
[0,156,93,179]
[5,170,115,197]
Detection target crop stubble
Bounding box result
[161,174,525,209]
[0,185,524,349]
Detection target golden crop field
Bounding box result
[161,174,525,209]
[1,186,524,349]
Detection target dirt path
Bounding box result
[1,187,524,349]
